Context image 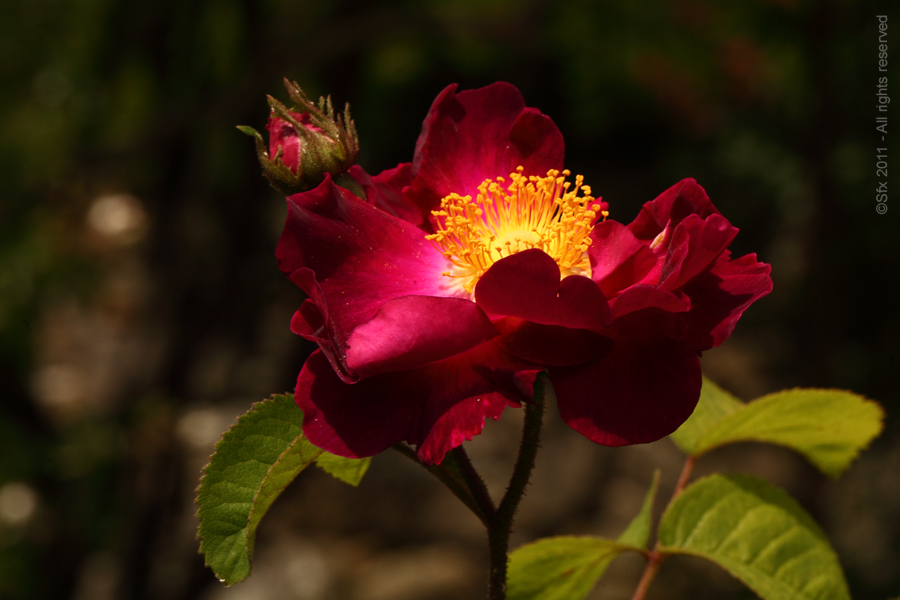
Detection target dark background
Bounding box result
[0,0,897,598]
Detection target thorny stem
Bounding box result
[630,454,698,600]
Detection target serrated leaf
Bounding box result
[617,469,660,549]
[508,537,631,600]
[670,376,743,454]
[659,474,850,600]
[690,388,883,477]
[315,452,371,486]
[197,394,323,585]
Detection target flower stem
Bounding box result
[487,373,547,600]
[396,373,548,600]
[630,455,697,600]
[447,445,496,524]
[390,443,489,526]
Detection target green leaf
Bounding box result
[508,537,631,600]
[616,469,660,549]
[315,452,371,486]
[507,471,657,600]
[197,394,322,585]
[683,386,883,477]
[658,474,850,600]
[670,376,742,454]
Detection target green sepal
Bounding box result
[658,473,850,600]
[236,125,263,141]
[670,379,883,477]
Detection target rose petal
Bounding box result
[348,163,424,226]
[267,113,302,173]
[682,251,773,350]
[278,176,495,378]
[475,249,610,329]
[345,296,497,377]
[628,178,720,242]
[297,343,528,464]
[496,320,613,366]
[657,214,738,291]
[551,338,701,446]
[609,284,690,320]
[406,82,565,222]
[589,220,659,298]
[290,299,324,340]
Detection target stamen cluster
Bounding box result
[427,167,607,293]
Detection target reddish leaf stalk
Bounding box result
[630,454,698,600]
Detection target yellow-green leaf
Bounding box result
[196,394,370,585]
[315,452,371,486]
[659,474,850,600]
[670,376,742,454]
[616,469,660,549]
[670,379,883,478]
[508,537,631,600]
[507,471,657,600]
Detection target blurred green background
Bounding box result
[1,0,897,598]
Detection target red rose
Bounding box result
[276,82,771,464]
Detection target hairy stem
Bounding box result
[395,373,548,600]
[630,454,698,600]
[487,373,547,600]
[448,445,496,524]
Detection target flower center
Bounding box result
[426,167,607,294]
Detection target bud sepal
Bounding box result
[240,79,361,196]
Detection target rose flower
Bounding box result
[274,82,772,464]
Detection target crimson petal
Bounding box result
[406,82,564,222]
[610,284,689,320]
[348,163,424,226]
[682,251,773,350]
[551,338,701,446]
[496,321,613,366]
[657,213,738,291]
[475,249,611,329]
[345,296,497,376]
[589,220,659,298]
[628,178,720,242]
[297,344,528,464]
[277,176,495,379]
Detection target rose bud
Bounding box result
[238,79,361,196]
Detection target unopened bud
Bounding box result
[239,79,361,195]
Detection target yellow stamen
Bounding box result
[426,167,608,294]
